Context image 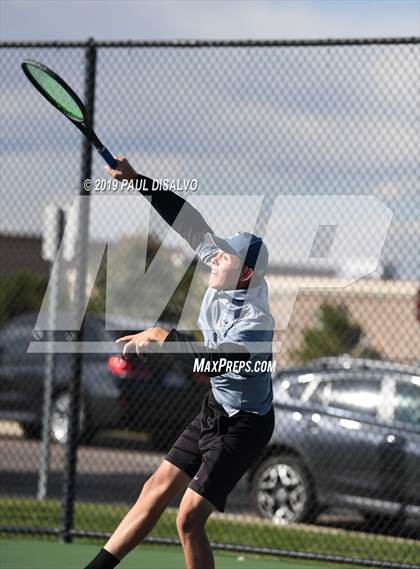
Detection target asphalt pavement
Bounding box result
[1,425,419,539]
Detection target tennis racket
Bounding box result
[21,59,117,169]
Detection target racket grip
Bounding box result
[98,147,118,169]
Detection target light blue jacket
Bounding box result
[194,239,275,416]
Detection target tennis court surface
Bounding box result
[0,538,371,569]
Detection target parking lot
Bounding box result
[1,421,418,541]
[0,422,251,511]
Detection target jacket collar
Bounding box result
[215,280,265,304]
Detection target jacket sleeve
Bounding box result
[162,328,250,377]
[134,174,218,266]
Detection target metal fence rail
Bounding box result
[0,37,419,567]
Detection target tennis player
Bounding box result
[84,158,275,569]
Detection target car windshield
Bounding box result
[280,373,317,401]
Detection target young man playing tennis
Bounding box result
[84,158,275,569]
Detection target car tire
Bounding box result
[250,454,319,524]
[50,391,90,445]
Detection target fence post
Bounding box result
[37,207,65,500]
[59,38,97,543]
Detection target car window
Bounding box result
[286,382,309,400]
[282,374,316,400]
[308,380,327,404]
[394,381,420,427]
[0,322,35,355]
[312,378,382,418]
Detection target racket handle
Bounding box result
[98,146,118,169]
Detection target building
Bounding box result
[267,274,420,366]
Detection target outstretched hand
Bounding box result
[115,327,170,358]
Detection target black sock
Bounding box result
[83,548,120,569]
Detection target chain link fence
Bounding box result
[0,38,419,567]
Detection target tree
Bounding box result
[291,302,382,364]
[87,234,204,331]
[0,270,48,325]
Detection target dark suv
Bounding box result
[248,357,420,527]
[0,312,208,448]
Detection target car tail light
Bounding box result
[107,355,134,378]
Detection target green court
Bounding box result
[0,539,370,569]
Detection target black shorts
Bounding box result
[164,388,275,512]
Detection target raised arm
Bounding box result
[116,327,250,378]
[106,157,216,263]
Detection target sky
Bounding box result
[1,1,419,42]
[1,1,419,279]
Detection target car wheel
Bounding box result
[50,391,88,445]
[250,454,318,524]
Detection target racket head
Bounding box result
[21,59,87,123]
